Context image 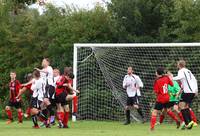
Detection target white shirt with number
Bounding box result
[173,68,198,93]
[123,74,144,97]
[40,66,54,86]
[31,78,45,101]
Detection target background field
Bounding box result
[0,120,199,136]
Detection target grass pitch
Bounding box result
[0,120,199,136]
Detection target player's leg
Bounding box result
[56,93,65,128]
[124,97,132,125]
[159,108,166,124]
[46,85,56,125]
[31,108,40,128]
[133,96,145,122]
[16,101,23,123]
[179,93,195,129]
[63,104,70,128]
[150,102,163,130]
[166,103,180,128]
[188,102,198,126]
[5,103,13,124]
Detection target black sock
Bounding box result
[181,109,189,125]
[137,108,144,118]
[185,108,192,123]
[47,105,54,116]
[126,110,130,122]
[38,110,48,121]
[32,115,38,126]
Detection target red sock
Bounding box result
[18,111,23,122]
[73,96,78,113]
[57,112,64,122]
[6,109,13,120]
[167,111,178,123]
[178,112,184,122]
[150,115,157,129]
[63,112,69,127]
[159,114,165,124]
[26,107,31,117]
[190,109,197,123]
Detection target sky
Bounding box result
[29,0,111,14]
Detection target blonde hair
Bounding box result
[178,60,186,68]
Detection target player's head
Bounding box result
[64,67,73,76]
[42,58,50,67]
[127,67,133,75]
[10,71,16,80]
[26,73,33,81]
[33,70,40,79]
[53,69,60,77]
[177,60,186,69]
[167,71,173,80]
[156,67,165,77]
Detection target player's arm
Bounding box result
[16,87,27,99]
[173,70,184,81]
[22,79,34,86]
[135,76,144,88]
[63,83,79,94]
[34,68,47,74]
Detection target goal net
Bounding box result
[73,43,200,122]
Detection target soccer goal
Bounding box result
[73,43,200,122]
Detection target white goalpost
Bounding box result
[73,43,200,122]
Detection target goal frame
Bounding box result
[73,42,200,90]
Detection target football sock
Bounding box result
[6,109,13,120]
[167,111,179,123]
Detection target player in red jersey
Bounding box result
[55,68,74,128]
[65,67,79,121]
[150,67,174,131]
[5,71,23,124]
[16,73,33,118]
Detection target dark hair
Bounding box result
[33,70,40,78]
[68,72,74,79]
[156,67,165,75]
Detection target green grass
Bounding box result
[0,120,199,136]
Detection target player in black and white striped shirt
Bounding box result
[173,60,198,129]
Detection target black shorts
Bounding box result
[154,102,171,110]
[45,85,56,106]
[45,85,55,99]
[180,93,195,104]
[31,97,42,109]
[168,101,179,107]
[8,101,22,109]
[127,96,139,106]
[56,92,67,106]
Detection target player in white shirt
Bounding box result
[53,69,61,88]
[173,60,198,129]
[30,70,48,128]
[123,67,145,125]
[35,58,56,125]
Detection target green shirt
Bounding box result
[168,80,181,102]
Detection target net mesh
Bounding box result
[76,45,200,122]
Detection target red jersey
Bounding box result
[24,83,33,95]
[9,80,21,102]
[153,76,173,103]
[56,76,67,96]
[66,79,73,94]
